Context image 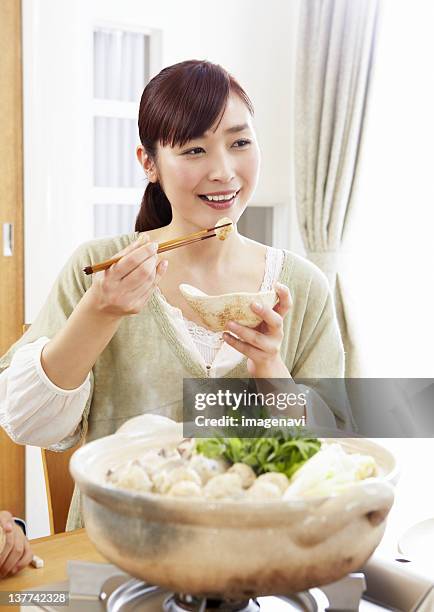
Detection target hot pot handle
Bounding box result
[292,480,395,547]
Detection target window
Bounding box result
[92,26,161,238]
[238,206,273,245]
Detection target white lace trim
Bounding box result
[184,319,225,348]
[156,245,284,338]
[262,246,284,291]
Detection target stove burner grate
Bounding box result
[164,593,258,612]
[103,579,334,612]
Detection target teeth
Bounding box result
[202,191,237,202]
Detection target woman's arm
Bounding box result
[41,236,168,390]
[40,290,123,389]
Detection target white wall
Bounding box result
[23,0,301,537]
[195,0,302,250]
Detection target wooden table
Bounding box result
[0,529,104,592]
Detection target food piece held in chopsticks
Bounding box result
[215,217,234,241]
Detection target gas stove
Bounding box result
[25,554,433,612]
[96,573,368,611]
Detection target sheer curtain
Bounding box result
[93,29,146,101]
[294,0,381,377]
[93,28,148,237]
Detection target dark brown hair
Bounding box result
[135,60,254,232]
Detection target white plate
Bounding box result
[398,517,434,562]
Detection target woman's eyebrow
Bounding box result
[223,123,250,134]
[199,123,250,139]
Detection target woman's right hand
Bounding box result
[88,234,168,318]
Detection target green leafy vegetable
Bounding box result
[196,432,321,480]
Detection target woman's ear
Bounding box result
[136,146,158,183]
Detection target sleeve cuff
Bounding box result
[13,517,27,535]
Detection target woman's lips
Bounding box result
[198,190,240,210]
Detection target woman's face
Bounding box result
[141,92,261,228]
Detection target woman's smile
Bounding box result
[198,189,241,210]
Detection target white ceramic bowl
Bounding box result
[179,284,278,332]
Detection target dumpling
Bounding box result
[189,454,228,485]
[106,461,152,493]
[153,466,201,494]
[247,481,282,501]
[169,466,202,485]
[256,472,289,493]
[136,449,181,477]
[204,473,244,500]
[228,463,256,488]
[168,481,202,498]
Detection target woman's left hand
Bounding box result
[223,282,292,378]
[0,512,33,578]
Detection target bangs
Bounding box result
[139,60,254,150]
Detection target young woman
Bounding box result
[0,60,351,530]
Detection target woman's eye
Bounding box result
[233,139,251,148]
[183,147,204,156]
[183,140,251,156]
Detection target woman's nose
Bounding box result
[207,152,235,183]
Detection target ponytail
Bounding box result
[135,181,172,232]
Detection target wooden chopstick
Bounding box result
[82,223,231,275]
[158,233,216,254]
